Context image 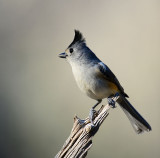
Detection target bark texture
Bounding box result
[55,96,119,158]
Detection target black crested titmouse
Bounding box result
[59,30,151,134]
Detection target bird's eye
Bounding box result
[69,48,73,53]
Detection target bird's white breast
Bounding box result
[70,62,112,100]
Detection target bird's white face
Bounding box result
[65,47,75,62]
[64,47,75,64]
[59,43,85,65]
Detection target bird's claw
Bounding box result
[114,92,120,99]
[108,93,119,108]
[89,108,97,125]
[108,98,116,108]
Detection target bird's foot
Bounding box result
[107,98,116,108]
[108,93,119,108]
[89,108,97,126]
[114,92,120,99]
[89,100,102,125]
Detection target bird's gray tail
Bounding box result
[117,95,151,134]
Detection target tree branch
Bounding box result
[55,96,119,158]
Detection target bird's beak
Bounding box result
[59,52,68,58]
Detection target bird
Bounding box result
[59,30,151,134]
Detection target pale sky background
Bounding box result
[0,0,160,158]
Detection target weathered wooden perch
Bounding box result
[55,96,119,158]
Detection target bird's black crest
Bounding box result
[68,30,85,48]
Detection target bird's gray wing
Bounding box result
[96,61,128,97]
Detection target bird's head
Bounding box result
[59,30,88,63]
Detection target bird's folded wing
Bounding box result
[96,62,128,97]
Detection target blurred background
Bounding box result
[0,0,160,158]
